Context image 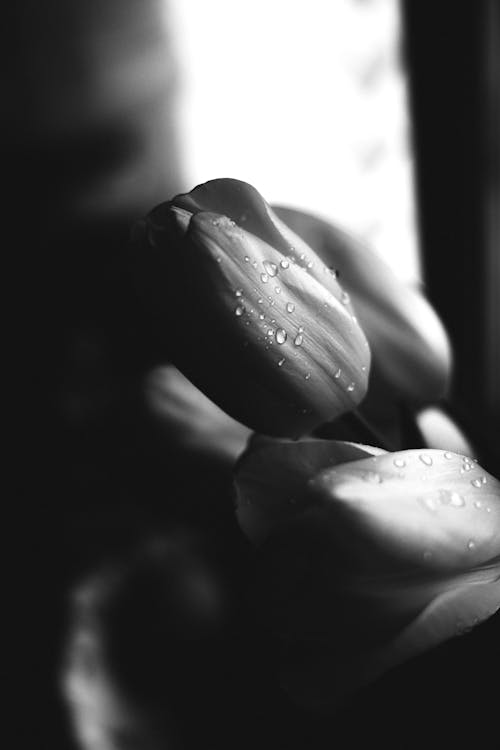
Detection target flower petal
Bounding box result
[235,438,385,544]
[272,205,452,404]
[144,365,252,464]
[309,449,500,571]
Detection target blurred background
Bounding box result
[10,1,498,748]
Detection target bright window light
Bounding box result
[167,0,420,283]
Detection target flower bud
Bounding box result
[236,441,500,708]
[272,206,452,404]
[131,179,370,437]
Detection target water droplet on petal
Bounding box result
[481,475,487,484]
[341,290,350,304]
[277,358,285,367]
[286,302,295,313]
[234,305,245,317]
[334,368,342,379]
[299,253,306,261]
[263,260,278,277]
[276,328,287,345]
[244,255,250,262]
[252,260,258,268]
[444,451,454,459]
[393,458,406,468]
[420,496,438,512]
[449,492,465,507]
[467,539,475,551]
[307,260,314,269]
[419,454,433,466]
[235,289,243,297]
[216,257,222,263]
[261,273,269,283]
[471,478,483,488]
[364,471,382,484]
[275,286,281,294]
[304,372,311,380]
[347,382,355,392]
[280,259,290,269]
[294,334,303,346]
[259,313,265,320]
[474,500,483,509]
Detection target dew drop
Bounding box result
[393,458,406,468]
[275,286,281,294]
[341,290,350,304]
[299,253,306,261]
[462,462,473,472]
[267,328,275,337]
[471,478,483,488]
[257,298,263,304]
[334,368,342,379]
[234,305,245,317]
[449,492,465,507]
[276,328,287,345]
[347,382,355,392]
[263,260,278,277]
[467,539,475,551]
[260,273,269,283]
[364,471,382,484]
[252,261,258,268]
[278,358,285,367]
[328,267,338,278]
[235,289,243,297]
[304,372,311,380]
[420,496,438,512]
[474,500,483,509]
[486,507,492,513]
[444,451,454,460]
[259,313,265,320]
[216,257,222,263]
[280,259,290,269]
[481,475,487,484]
[244,255,250,263]
[419,454,433,466]
[286,302,295,313]
[307,261,314,269]
[294,334,303,347]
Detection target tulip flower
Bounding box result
[235,440,500,709]
[130,179,370,437]
[272,206,452,405]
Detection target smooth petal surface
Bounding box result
[272,206,453,404]
[241,445,500,708]
[235,437,385,544]
[132,179,370,437]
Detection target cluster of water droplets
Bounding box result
[229,251,362,395]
